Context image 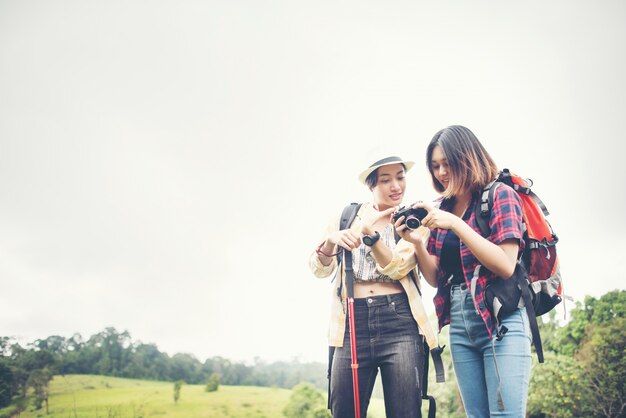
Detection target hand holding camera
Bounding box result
[397,201,461,232]
[393,203,431,245]
[393,205,429,230]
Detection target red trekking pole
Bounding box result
[344,249,361,418]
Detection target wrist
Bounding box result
[316,241,340,257]
[363,231,381,247]
[450,216,464,233]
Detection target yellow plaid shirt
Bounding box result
[309,202,439,349]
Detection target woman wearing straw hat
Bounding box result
[309,156,439,418]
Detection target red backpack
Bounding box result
[474,169,563,363]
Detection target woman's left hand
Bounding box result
[360,207,395,236]
[412,202,460,231]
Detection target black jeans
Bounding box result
[330,293,424,418]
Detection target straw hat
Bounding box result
[357,156,415,185]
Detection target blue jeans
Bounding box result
[330,293,425,418]
[449,284,532,418]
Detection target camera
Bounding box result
[393,206,428,230]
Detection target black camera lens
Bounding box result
[393,205,428,230]
[405,215,421,230]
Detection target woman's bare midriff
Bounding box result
[354,281,404,298]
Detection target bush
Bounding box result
[283,382,330,418]
[205,373,219,392]
[527,352,591,418]
[173,380,184,404]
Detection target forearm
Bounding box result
[318,240,338,266]
[414,241,438,287]
[451,219,518,278]
[370,241,393,268]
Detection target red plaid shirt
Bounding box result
[428,183,524,337]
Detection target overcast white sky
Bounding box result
[1,0,625,364]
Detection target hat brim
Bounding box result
[358,156,415,185]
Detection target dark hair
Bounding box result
[365,163,407,190]
[426,125,498,197]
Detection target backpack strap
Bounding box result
[422,341,437,418]
[326,346,335,410]
[336,203,362,266]
[475,179,499,237]
[519,271,544,363]
[327,202,361,411]
[335,203,362,299]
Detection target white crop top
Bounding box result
[352,223,396,284]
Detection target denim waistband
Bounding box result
[353,292,408,307]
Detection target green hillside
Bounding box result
[14,375,290,418]
[8,375,387,418]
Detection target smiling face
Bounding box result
[371,163,406,209]
[430,144,451,191]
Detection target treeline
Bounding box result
[2,291,624,417]
[0,327,327,409]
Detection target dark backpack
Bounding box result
[327,202,444,418]
[474,169,563,363]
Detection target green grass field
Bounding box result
[9,375,387,418]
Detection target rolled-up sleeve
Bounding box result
[308,216,340,279]
[377,226,429,280]
[309,251,337,278]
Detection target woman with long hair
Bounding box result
[397,126,531,417]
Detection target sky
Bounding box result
[1,0,625,364]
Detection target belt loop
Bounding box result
[386,294,392,304]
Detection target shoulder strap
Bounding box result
[335,203,362,298]
[336,203,362,265]
[340,202,362,230]
[475,180,500,238]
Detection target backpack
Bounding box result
[327,202,444,418]
[474,169,563,363]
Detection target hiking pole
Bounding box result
[344,249,361,418]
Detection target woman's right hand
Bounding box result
[413,202,460,231]
[394,216,424,245]
[395,207,439,288]
[326,229,362,251]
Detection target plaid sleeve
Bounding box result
[427,229,437,254]
[489,184,523,245]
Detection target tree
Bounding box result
[283,382,331,418]
[554,290,625,356]
[169,353,203,383]
[576,317,626,417]
[27,368,53,413]
[529,290,626,418]
[205,373,219,392]
[527,352,591,418]
[0,361,14,407]
[173,380,184,404]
